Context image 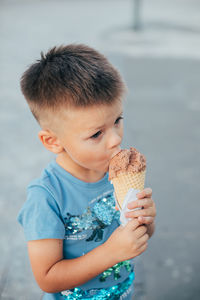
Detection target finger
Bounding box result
[125,218,140,231]
[137,233,149,248]
[134,225,147,238]
[115,205,119,211]
[126,207,156,219]
[138,216,154,225]
[127,198,153,210]
[137,188,152,199]
[137,241,148,255]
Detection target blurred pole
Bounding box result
[133,0,142,31]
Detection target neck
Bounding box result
[56,153,106,183]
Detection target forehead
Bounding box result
[58,100,123,132]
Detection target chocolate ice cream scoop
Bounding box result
[109,147,146,180]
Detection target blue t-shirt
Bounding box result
[18,160,135,299]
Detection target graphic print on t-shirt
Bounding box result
[64,191,120,242]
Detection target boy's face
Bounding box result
[49,100,123,179]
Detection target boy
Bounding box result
[18,44,156,299]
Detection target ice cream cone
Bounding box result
[109,147,146,210]
[111,170,146,209]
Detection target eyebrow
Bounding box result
[88,111,123,132]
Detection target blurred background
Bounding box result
[0,0,200,299]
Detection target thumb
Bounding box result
[125,218,140,231]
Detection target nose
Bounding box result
[107,128,122,151]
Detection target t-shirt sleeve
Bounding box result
[18,185,65,241]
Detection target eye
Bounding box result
[115,116,123,124]
[90,130,102,139]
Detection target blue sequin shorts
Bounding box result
[60,271,135,299]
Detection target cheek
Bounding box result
[79,145,108,168]
[81,145,105,161]
[69,143,103,164]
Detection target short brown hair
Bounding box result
[20,44,126,122]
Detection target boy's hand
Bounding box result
[104,219,149,263]
[125,188,156,226]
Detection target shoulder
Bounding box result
[17,162,67,240]
[28,160,67,200]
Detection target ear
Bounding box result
[38,130,63,154]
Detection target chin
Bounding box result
[94,165,108,174]
[93,161,109,173]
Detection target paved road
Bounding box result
[1,0,200,299]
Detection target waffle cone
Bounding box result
[112,170,146,209]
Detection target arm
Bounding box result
[28,239,115,293]
[28,219,148,293]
